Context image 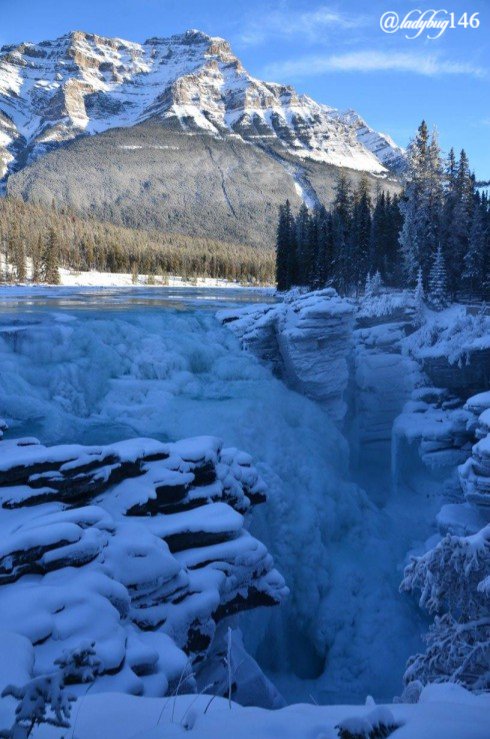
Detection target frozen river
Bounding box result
[0,287,425,705]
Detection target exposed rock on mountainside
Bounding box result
[0,30,403,245]
[0,434,287,700]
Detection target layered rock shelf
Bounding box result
[0,434,287,697]
[218,289,355,423]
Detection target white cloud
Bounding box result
[239,4,366,46]
[263,50,486,79]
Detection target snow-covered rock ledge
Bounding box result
[218,289,355,422]
[0,434,287,700]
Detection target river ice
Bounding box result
[0,287,427,705]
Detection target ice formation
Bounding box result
[1,287,489,711]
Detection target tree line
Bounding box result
[276,121,490,305]
[0,197,274,285]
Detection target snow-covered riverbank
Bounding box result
[1,268,273,290]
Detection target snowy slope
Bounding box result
[0,30,405,182]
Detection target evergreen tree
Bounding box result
[331,211,348,294]
[275,203,290,291]
[314,208,333,289]
[413,266,425,326]
[32,235,43,283]
[369,191,385,276]
[463,204,486,298]
[295,203,311,286]
[427,246,449,310]
[364,272,372,297]
[444,150,475,297]
[370,270,382,295]
[306,207,319,287]
[332,173,353,294]
[399,122,444,284]
[42,228,61,284]
[351,177,372,293]
[284,200,298,288]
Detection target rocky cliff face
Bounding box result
[219,290,490,505]
[0,30,404,181]
[218,289,355,423]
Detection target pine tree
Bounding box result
[351,177,372,293]
[42,228,61,284]
[445,150,475,297]
[295,203,311,286]
[413,266,425,326]
[427,246,448,310]
[275,203,290,291]
[369,191,385,276]
[332,173,353,294]
[283,200,297,288]
[399,122,444,284]
[32,235,43,283]
[15,239,27,283]
[332,211,348,294]
[370,270,382,295]
[306,208,319,288]
[314,209,333,289]
[463,204,486,298]
[401,524,490,692]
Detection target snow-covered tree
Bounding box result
[399,122,444,285]
[427,246,449,310]
[401,525,490,691]
[463,205,486,298]
[55,641,101,684]
[413,266,425,326]
[370,270,382,296]
[444,150,476,297]
[0,673,75,739]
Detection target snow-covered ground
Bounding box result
[0,642,488,739]
[58,269,263,289]
[1,267,268,289]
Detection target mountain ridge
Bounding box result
[0,29,404,247]
[0,28,405,183]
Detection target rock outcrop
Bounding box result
[0,434,287,698]
[218,289,355,423]
[459,391,490,510]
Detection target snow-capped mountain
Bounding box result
[0,29,404,181]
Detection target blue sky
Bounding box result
[1,0,489,177]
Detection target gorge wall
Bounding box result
[219,289,490,701]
